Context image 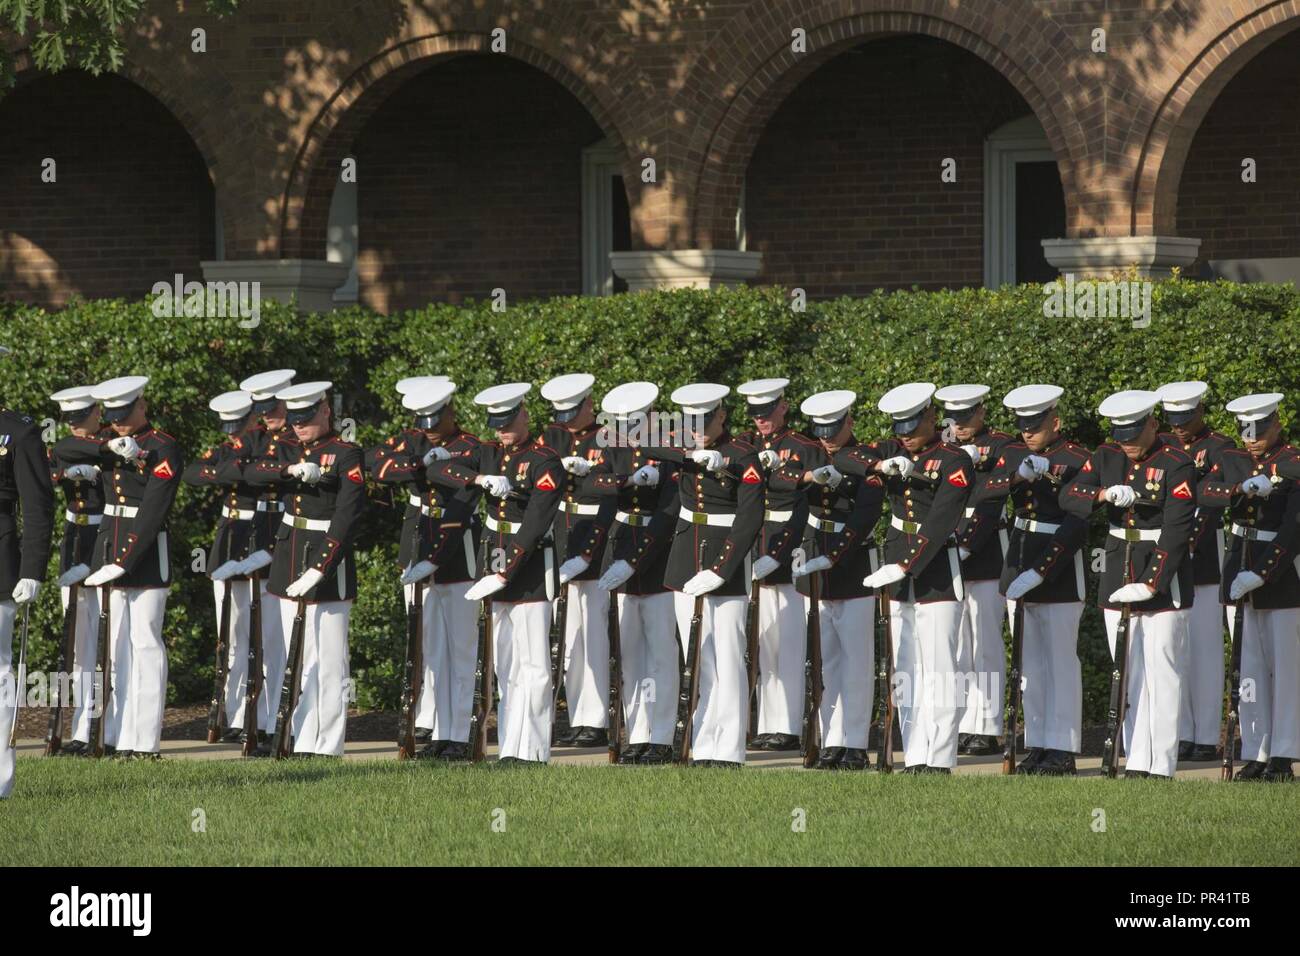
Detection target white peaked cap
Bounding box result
[601,382,659,420]
[209,390,254,421]
[395,374,450,395]
[92,375,149,408]
[541,373,596,411]
[239,369,296,401]
[801,390,856,424]
[1226,392,1284,423]
[1156,380,1208,412]
[934,384,990,411]
[670,383,730,416]
[402,380,457,415]
[1098,389,1160,425]
[277,381,332,410]
[50,386,96,413]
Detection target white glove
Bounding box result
[1017,454,1050,481]
[210,560,243,582]
[961,444,982,466]
[691,449,724,472]
[400,560,437,585]
[477,474,513,498]
[629,465,659,487]
[1241,475,1272,498]
[751,555,780,581]
[682,569,725,596]
[422,446,451,466]
[561,456,592,477]
[1104,484,1137,508]
[792,555,832,578]
[237,550,273,576]
[758,449,780,470]
[65,464,100,481]
[288,461,322,484]
[811,465,842,489]
[11,578,40,604]
[58,564,91,588]
[558,556,590,584]
[107,436,144,460]
[879,456,914,478]
[598,560,634,591]
[285,568,324,598]
[84,564,126,587]
[957,547,972,562]
[1109,582,1155,604]
[465,574,507,601]
[1005,569,1044,600]
[1229,571,1264,601]
[863,563,906,589]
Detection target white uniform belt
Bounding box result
[890,514,921,535]
[564,501,601,516]
[102,503,138,518]
[281,513,331,532]
[963,507,975,518]
[614,511,651,526]
[764,508,794,522]
[1014,516,1060,534]
[680,507,735,527]
[222,505,256,521]
[65,510,103,526]
[256,500,284,512]
[1108,526,1161,542]
[808,514,846,533]
[1230,523,1277,542]
[485,514,520,534]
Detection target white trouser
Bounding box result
[1105,608,1188,776]
[406,580,478,742]
[1179,584,1225,746]
[818,596,874,749]
[253,584,288,733]
[0,601,18,798]
[1014,600,1083,752]
[674,591,751,764]
[106,587,169,754]
[957,580,1005,736]
[494,600,554,762]
[60,584,101,743]
[617,592,679,745]
[562,580,610,729]
[279,599,351,756]
[889,598,964,769]
[1228,605,1300,762]
[756,583,807,736]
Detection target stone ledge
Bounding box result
[1041,237,1201,279]
[200,259,351,313]
[610,249,763,291]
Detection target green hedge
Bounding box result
[4,279,1298,721]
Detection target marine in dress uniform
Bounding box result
[0,351,55,798]
[246,381,366,757]
[736,378,815,752]
[936,384,1015,757]
[789,390,885,770]
[1198,393,1299,782]
[983,385,1091,775]
[429,383,565,764]
[181,390,270,747]
[1060,390,1198,780]
[68,376,183,759]
[383,379,484,761]
[835,383,975,773]
[1156,381,1236,763]
[585,382,680,764]
[47,386,108,756]
[642,383,764,767]
[542,373,618,748]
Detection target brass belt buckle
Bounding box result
[691,511,708,525]
[902,520,920,534]
[75,514,89,526]
[1124,528,1141,542]
[292,516,309,530]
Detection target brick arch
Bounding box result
[279,32,646,259]
[1130,1,1300,236]
[684,2,1083,248]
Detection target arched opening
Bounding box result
[0,71,216,307]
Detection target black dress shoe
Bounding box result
[60,740,89,757]
[437,741,469,762]
[129,751,162,761]
[1263,758,1295,782]
[814,747,845,769]
[111,749,134,759]
[1234,760,1267,781]
[901,764,925,774]
[965,734,1001,756]
[571,727,609,748]
[957,733,972,754]
[221,727,243,744]
[1037,750,1077,776]
[553,725,579,746]
[764,733,800,752]
[1177,739,1193,761]
[617,742,647,764]
[1124,769,1149,779]
[748,733,773,750]
[415,726,434,744]
[691,759,741,769]
[415,739,449,759]
[1015,747,1046,775]
[638,744,673,765]
[1187,744,1219,762]
[840,748,870,771]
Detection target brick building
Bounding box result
[2,0,1298,311]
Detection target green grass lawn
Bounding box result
[4,757,1297,866]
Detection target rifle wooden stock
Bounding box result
[397,578,425,760]
[1221,555,1250,781]
[1101,533,1134,779]
[45,583,80,755]
[744,576,760,743]
[241,569,264,758]
[206,536,236,744]
[469,539,494,763]
[800,557,823,769]
[607,588,624,764]
[672,541,707,765]
[271,596,308,760]
[89,584,112,758]
[1002,599,1025,774]
[875,552,895,773]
